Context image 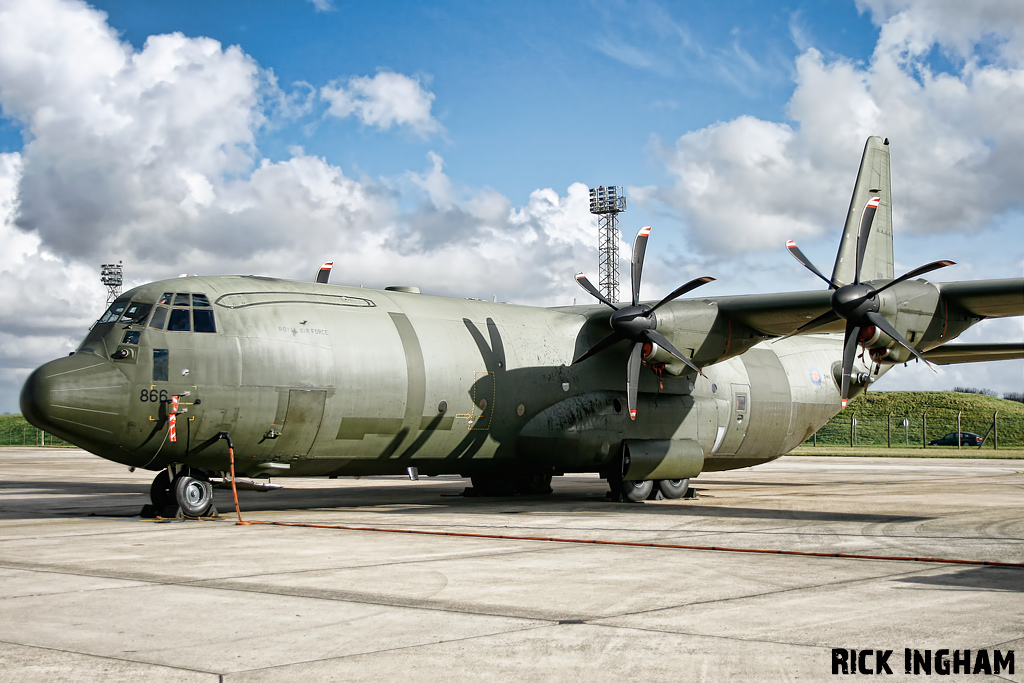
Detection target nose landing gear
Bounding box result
[143,466,216,518]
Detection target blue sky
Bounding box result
[0,0,1021,412]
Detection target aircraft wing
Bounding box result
[936,279,1024,318]
[706,277,1023,339]
[921,342,1024,365]
[709,290,837,337]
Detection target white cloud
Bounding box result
[321,72,441,137]
[647,0,1024,257]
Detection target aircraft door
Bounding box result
[271,389,327,456]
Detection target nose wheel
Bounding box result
[147,467,215,518]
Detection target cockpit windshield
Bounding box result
[98,301,127,324]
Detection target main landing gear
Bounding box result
[606,475,692,503]
[145,466,216,518]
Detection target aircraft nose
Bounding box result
[20,353,129,447]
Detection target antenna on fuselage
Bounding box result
[100,261,123,305]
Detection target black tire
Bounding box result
[621,479,653,502]
[658,478,690,499]
[514,473,553,495]
[470,475,516,497]
[174,469,214,517]
[150,469,174,508]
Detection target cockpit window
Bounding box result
[98,301,127,324]
[193,309,216,333]
[148,305,168,330]
[151,293,216,332]
[119,302,153,326]
[167,308,191,332]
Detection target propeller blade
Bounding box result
[786,240,838,290]
[864,311,934,369]
[649,276,716,313]
[630,226,651,306]
[854,196,880,285]
[572,331,625,365]
[643,329,703,376]
[840,320,861,409]
[626,342,643,420]
[575,272,618,310]
[316,261,333,284]
[868,260,955,297]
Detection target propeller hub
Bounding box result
[610,305,655,340]
[831,283,878,321]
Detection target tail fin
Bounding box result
[831,137,894,286]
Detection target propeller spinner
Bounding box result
[574,226,715,420]
[785,197,954,408]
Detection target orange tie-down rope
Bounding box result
[223,438,1024,570]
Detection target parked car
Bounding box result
[929,432,984,446]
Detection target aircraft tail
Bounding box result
[831,136,894,286]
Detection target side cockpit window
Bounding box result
[149,292,216,333]
[98,301,127,324]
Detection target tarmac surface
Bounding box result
[0,447,1022,682]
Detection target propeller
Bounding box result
[785,196,954,408]
[574,226,715,420]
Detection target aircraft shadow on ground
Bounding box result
[894,566,1024,593]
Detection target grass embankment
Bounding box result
[800,391,1024,455]
[0,413,73,447]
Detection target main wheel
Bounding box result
[658,478,690,499]
[514,473,553,495]
[620,479,653,502]
[150,469,174,508]
[173,468,214,517]
[470,475,516,497]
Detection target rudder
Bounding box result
[831,137,894,286]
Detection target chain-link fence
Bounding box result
[806,408,1024,449]
[0,427,74,447]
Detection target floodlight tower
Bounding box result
[100,261,123,305]
[589,186,626,303]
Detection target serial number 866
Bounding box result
[139,389,170,403]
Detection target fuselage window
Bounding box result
[193,309,216,333]
[119,302,153,326]
[167,308,191,332]
[736,395,747,412]
[153,349,169,382]
[98,301,127,324]
[149,305,168,330]
[173,293,191,307]
[121,330,141,345]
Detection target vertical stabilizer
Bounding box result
[831,137,894,286]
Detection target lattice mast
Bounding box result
[589,186,626,303]
[100,261,123,305]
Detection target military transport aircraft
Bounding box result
[20,137,1024,514]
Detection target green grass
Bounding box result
[807,391,1024,449]
[0,414,73,447]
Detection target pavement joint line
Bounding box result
[223,622,555,677]
[580,620,829,652]
[0,638,221,678]
[0,559,575,624]
[590,563,935,621]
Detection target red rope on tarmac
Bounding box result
[226,500,1024,569]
